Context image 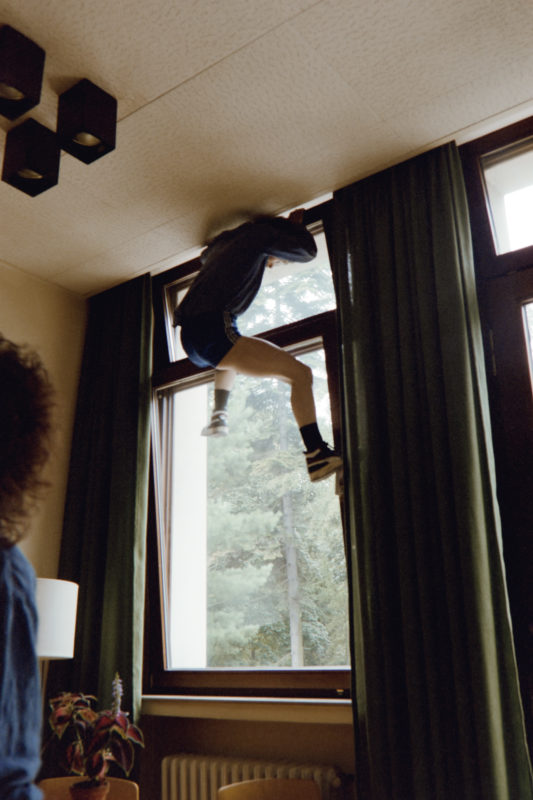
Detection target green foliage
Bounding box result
[204,262,349,668]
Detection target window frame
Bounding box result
[460,115,533,280]
[145,206,351,698]
[459,120,533,748]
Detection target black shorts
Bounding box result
[180,311,241,368]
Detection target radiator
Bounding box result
[161,753,343,800]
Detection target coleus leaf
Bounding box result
[109,738,134,775]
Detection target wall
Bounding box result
[0,259,87,577]
[139,714,356,799]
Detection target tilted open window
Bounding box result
[145,207,351,697]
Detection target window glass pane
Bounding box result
[163,230,335,361]
[523,301,533,394]
[237,231,335,335]
[481,138,533,254]
[154,347,349,670]
[163,280,190,362]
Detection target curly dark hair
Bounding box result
[0,335,54,547]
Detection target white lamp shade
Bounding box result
[35,578,78,659]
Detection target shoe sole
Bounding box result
[308,457,343,482]
[201,427,228,437]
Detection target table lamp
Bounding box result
[36,577,78,659]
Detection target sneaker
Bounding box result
[201,410,228,437]
[305,443,343,482]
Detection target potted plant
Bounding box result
[45,673,144,799]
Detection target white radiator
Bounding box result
[161,753,343,800]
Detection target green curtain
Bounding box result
[48,274,152,722]
[324,143,533,800]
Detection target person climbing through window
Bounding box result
[173,208,343,483]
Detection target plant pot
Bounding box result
[69,780,110,800]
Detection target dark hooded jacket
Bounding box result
[173,215,317,325]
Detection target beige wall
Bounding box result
[0,259,87,578]
[139,715,356,799]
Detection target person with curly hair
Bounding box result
[0,334,54,800]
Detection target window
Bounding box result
[460,116,533,280]
[146,206,351,697]
[460,120,533,747]
[480,137,533,254]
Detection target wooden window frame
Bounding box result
[460,119,533,748]
[460,115,533,281]
[145,205,351,698]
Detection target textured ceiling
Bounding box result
[1,0,533,296]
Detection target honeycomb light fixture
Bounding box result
[0,25,117,195]
[0,25,45,120]
[1,118,60,196]
[57,78,117,164]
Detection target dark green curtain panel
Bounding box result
[325,143,533,800]
[48,274,152,722]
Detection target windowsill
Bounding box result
[141,695,353,726]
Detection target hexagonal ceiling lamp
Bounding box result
[57,79,117,164]
[2,119,60,196]
[0,25,45,120]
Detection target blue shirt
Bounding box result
[0,546,42,800]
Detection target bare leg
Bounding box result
[217,336,316,427]
[215,336,342,481]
